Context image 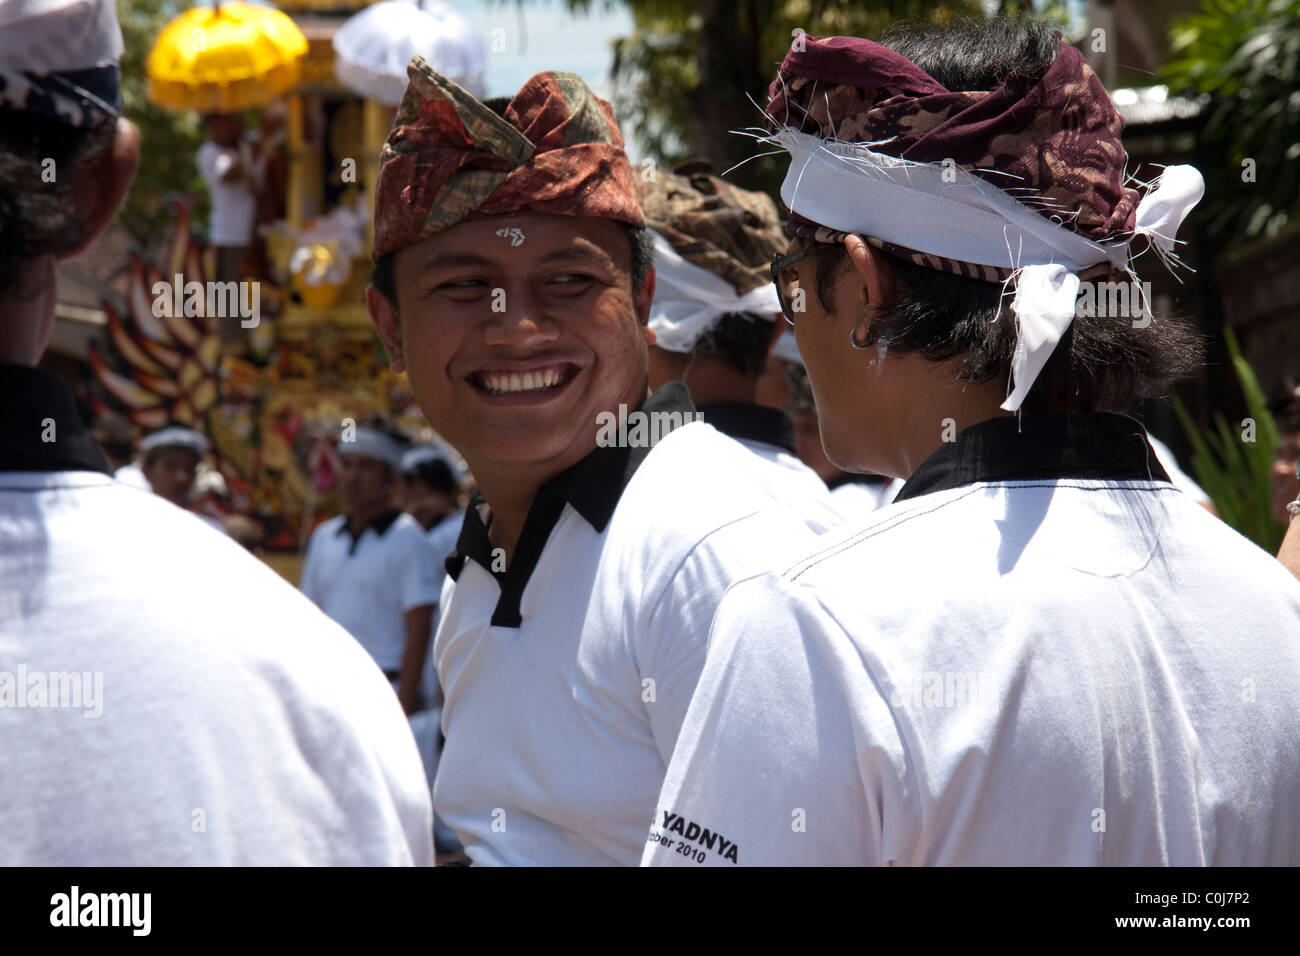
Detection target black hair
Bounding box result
[356,411,410,446]
[404,457,459,496]
[0,109,115,298]
[804,16,1203,413]
[90,417,135,463]
[1269,380,1300,436]
[694,311,775,379]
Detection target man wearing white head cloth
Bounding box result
[299,418,442,716]
[641,161,842,534]
[645,18,1300,866]
[0,0,432,865]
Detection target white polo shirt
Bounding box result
[697,402,842,534]
[0,364,433,865]
[434,383,819,865]
[644,411,1300,866]
[1147,433,1212,506]
[829,474,899,518]
[300,509,441,675]
[196,140,257,247]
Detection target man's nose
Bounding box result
[481,284,559,348]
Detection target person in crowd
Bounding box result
[223,513,266,554]
[90,415,150,490]
[299,417,441,716]
[401,443,463,533]
[138,426,202,499]
[197,113,257,278]
[0,0,432,864]
[641,162,842,533]
[1269,380,1300,526]
[365,61,816,864]
[400,443,469,862]
[1270,381,1300,580]
[645,18,1300,866]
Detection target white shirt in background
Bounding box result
[1146,433,1213,506]
[830,475,899,518]
[113,462,151,491]
[300,510,441,675]
[697,402,842,534]
[196,140,257,246]
[644,412,1300,866]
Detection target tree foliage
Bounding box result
[1162,0,1300,247]
[593,0,1072,193]
[116,0,208,248]
[1171,327,1284,552]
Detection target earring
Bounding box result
[849,325,877,351]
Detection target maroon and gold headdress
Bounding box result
[757,33,1204,410]
[372,58,643,261]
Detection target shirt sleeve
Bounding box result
[298,525,323,606]
[636,509,820,767]
[641,573,911,867]
[395,523,441,614]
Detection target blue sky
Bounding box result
[453,0,643,155]
[456,0,633,101]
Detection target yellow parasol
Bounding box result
[146,2,309,113]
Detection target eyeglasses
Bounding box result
[770,246,809,327]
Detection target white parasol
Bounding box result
[333,0,488,105]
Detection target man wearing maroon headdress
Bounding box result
[365,61,817,865]
[645,17,1300,866]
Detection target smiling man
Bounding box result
[366,60,817,865]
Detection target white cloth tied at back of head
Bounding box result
[771,329,803,366]
[338,427,406,471]
[0,0,123,72]
[648,230,782,353]
[771,127,1205,411]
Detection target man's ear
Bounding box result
[366,283,406,374]
[843,235,897,318]
[59,118,140,262]
[636,265,657,346]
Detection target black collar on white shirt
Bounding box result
[894,411,1171,503]
[0,362,111,475]
[696,402,797,456]
[335,508,404,556]
[446,381,697,628]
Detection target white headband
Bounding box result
[141,426,208,457]
[648,230,782,353]
[770,127,1205,411]
[338,427,405,471]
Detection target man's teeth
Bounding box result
[481,368,565,394]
